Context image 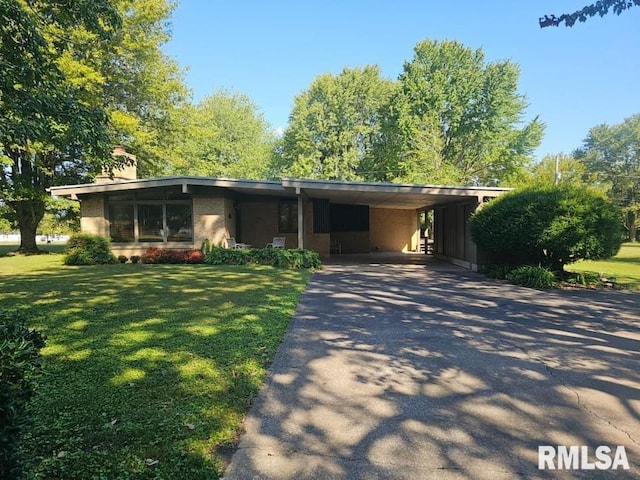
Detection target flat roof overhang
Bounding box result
[49,176,511,209]
[281,178,510,209]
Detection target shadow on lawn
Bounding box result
[226,262,640,479]
[0,263,307,479]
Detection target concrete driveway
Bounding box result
[224,258,640,479]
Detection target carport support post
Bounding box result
[297,188,304,249]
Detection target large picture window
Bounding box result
[138,205,164,242]
[109,204,135,242]
[166,204,193,242]
[107,191,193,244]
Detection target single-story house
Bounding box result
[49,164,509,270]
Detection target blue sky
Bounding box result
[163,1,640,161]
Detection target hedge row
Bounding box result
[204,247,321,269]
[140,248,204,264]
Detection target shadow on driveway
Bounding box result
[224,260,640,479]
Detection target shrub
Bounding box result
[481,264,513,280]
[117,255,128,264]
[200,238,212,254]
[130,255,141,264]
[140,248,205,264]
[0,311,45,480]
[64,234,117,265]
[470,185,623,272]
[184,250,204,264]
[203,247,321,269]
[507,265,557,289]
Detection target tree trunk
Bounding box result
[12,200,46,254]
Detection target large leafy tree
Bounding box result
[167,90,276,179]
[279,66,395,181]
[394,39,543,186]
[540,0,640,27]
[575,114,640,242]
[1,0,121,253]
[1,0,185,253]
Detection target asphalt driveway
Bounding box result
[224,258,640,479]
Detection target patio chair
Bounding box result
[227,237,250,249]
[266,236,286,249]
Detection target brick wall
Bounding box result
[193,196,228,248]
[80,195,108,237]
[369,208,419,252]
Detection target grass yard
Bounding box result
[567,242,640,290]
[0,253,311,479]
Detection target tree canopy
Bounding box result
[575,113,640,241]
[1,0,186,252]
[278,66,394,181]
[277,40,543,186]
[393,39,543,185]
[167,90,277,179]
[540,0,640,27]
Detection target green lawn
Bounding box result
[0,254,311,479]
[567,242,640,290]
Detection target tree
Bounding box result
[167,90,276,179]
[278,66,395,181]
[97,0,187,177]
[394,40,543,186]
[508,153,591,189]
[1,0,121,253]
[470,186,622,272]
[540,0,640,28]
[575,114,640,242]
[1,0,186,253]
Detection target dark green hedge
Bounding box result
[204,247,321,269]
[470,185,622,271]
[1,311,45,480]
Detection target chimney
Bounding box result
[96,146,138,183]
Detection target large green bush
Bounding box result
[470,185,623,271]
[64,234,117,265]
[0,311,45,480]
[204,247,321,269]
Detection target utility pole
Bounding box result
[554,154,561,186]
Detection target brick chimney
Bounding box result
[96,146,137,183]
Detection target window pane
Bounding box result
[109,204,135,242]
[166,204,193,242]
[279,201,298,233]
[139,205,164,242]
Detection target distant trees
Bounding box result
[279,66,394,180]
[391,40,543,185]
[277,40,543,185]
[575,114,640,242]
[167,90,277,180]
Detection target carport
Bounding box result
[281,179,509,270]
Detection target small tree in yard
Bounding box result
[470,186,623,273]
